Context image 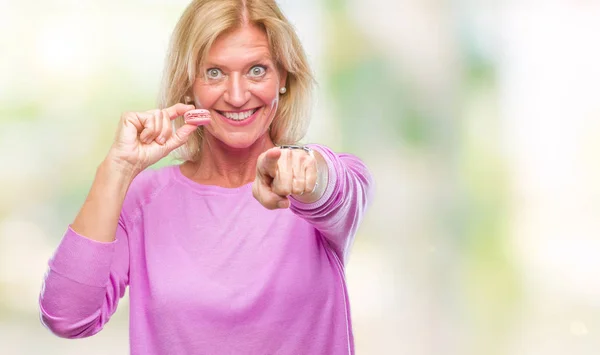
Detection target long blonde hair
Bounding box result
[158,0,314,161]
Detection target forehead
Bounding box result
[206,24,273,66]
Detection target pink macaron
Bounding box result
[183,109,211,126]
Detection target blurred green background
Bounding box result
[2,0,600,354]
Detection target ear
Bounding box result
[278,68,288,90]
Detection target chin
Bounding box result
[218,133,263,150]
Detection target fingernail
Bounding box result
[158,136,165,144]
[277,200,288,209]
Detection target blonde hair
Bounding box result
[158,0,315,161]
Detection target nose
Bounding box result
[223,73,250,108]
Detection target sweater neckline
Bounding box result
[169,164,253,195]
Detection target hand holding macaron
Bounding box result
[107,104,211,175]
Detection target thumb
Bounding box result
[164,123,198,152]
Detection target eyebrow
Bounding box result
[203,54,274,71]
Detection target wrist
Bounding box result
[310,149,329,198]
[100,155,139,185]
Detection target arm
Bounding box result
[39,159,133,338]
[38,103,197,337]
[39,221,130,338]
[289,144,374,264]
[70,158,136,242]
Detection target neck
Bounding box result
[181,132,275,188]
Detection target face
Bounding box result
[191,25,287,149]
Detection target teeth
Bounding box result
[223,109,256,121]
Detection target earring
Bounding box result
[279,87,287,94]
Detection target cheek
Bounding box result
[249,81,279,107]
[192,81,224,108]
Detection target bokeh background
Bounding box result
[2,0,600,354]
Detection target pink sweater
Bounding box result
[39,144,373,355]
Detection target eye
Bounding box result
[206,68,223,79]
[248,65,267,77]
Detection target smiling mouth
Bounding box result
[215,108,259,121]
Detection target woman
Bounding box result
[39,0,373,354]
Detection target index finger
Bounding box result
[163,103,196,120]
[258,147,281,178]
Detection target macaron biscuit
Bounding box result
[183,109,211,126]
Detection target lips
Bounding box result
[214,107,262,127]
[215,108,259,121]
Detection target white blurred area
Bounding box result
[1,1,600,355]
[501,2,600,355]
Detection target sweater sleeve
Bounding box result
[289,144,374,265]
[38,218,130,338]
